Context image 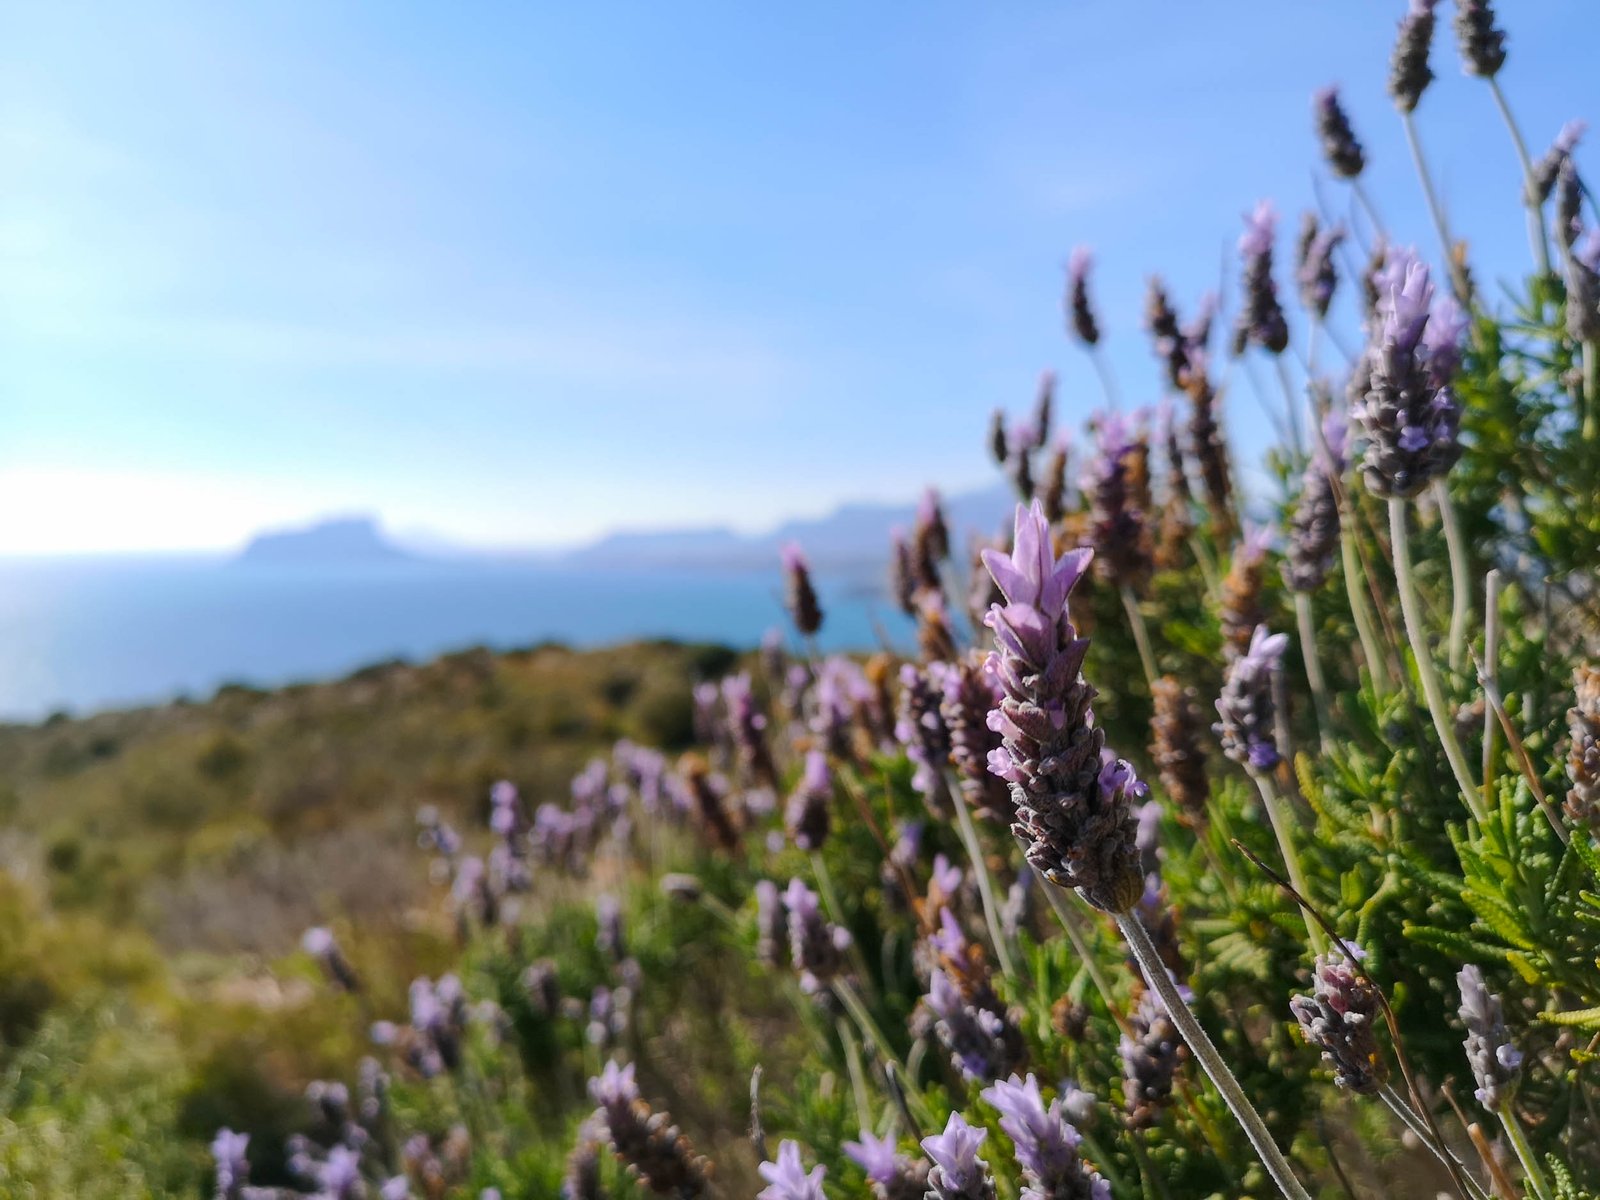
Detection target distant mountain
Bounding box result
[563,482,1015,570]
[236,516,415,565]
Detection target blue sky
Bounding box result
[2,1,1592,554]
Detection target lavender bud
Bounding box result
[983,501,1145,913]
[1149,677,1211,827]
[1566,233,1600,344]
[1084,412,1153,595]
[890,527,919,616]
[1121,991,1187,1130]
[1453,0,1506,78]
[1297,221,1345,319]
[980,1073,1111,1200]
[302,926,361,993]
[1314,85,1366,178]
[1215,626,1290,772]
[1219,526,1272,661]
[1235,201,1290,355]
[1186,356,1234,532]
[1531,120,1587,203]
[784,749,833,850]
[897,663,954,810]
[1389,0,1438,113]
[757,1140,826,1200]
[1041,439,1070,525]
[562,1117,605,1200]
[597,894,627,964]
[780,543,823,637]
[922,1113,997,1200]
[679,755,742,852]
[1557,158,1584,247]
[1566,665,1600,830]
[941,656,1013,822]
[989,409,1009,467]
[843,1130,928,1200]
[1285,415,1347,593]
[589,1061,710,1197]
[722,671,777,788]
[754,879,788,966]
[211,1128,250,1200]
[1065,247,1100,346]
[1352,259,1463,498]
[1458,964,1523,1110]
[784,878,850,991]
[1291,949,1385,1094]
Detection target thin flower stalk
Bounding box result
[1499,1108,1554,1200]
[1400,112,1468,303]
[1388,497,1488,823]
[1433,478,1471,670]
[1481,569,1501,798]
[1485,77,1552,277]
[949,774,1018,980]
[1116,913,1314,1200]
[1375,1085,1493,1200]
[1250,770,1326,953]
[1119,585,1159,693]
[1294,591,1332,751]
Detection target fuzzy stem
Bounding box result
[1273,354,1307,464]
[1189,535,1223,602]
[1400,112,1468,303]
[1248,771,1326,953]
[1353,178,1387,240]
[1481,569,1502,807]
[1500,1107,1554,1200]
[837,1017,873,1131]
[1388,498,1489,823]
[1487,77,1553,281]
[1434,480,1471,672]
[1584,341,1598,442]
[1377,1085,1493,1200]
[1119,585,1160,693]
[1089,346,1122,411]
[1294,592,1333,752]
[1115,912,1314,1200]
[1340,517,1389,698]
[949,778,1018,980]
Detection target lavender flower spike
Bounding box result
[211,1128,250,1200]
[1065,246,1100,347]
[1291,949,1385,1094]
[1458,964,1523,1110]
[757,1140,827,1200]
[1314,85,1366,179]
[784,749,832,850]
[922,1112,997,1200]
[1389,0,1438,113]
[980,1073,1111,1200]
[844,1131,928,1200]
[1352,258,1462,498]
[983,500,1144,913]
[1453,0,1506,78]
[1235,201,1289,355]
[780,542,823,636]
[1215,625,1289,771]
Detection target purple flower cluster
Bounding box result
[781,543,824,637]
[983,501,1145,912]
[1214,626,1289,771]
[211,1128,250,1200]
[843,1130,928,1200]
[1120,990,1186,1130]
[1313,85,1366,179]
[1234,201,1289,355]
[302,926,361,994]
[588,1061,709,1198]
[1083,413,1152,594]
[980,1073,1111,1200]
[1458,964,1523,1110]
[1389,0,1438,113]
[1351,257,1464,498]
[897,662,953,810]
[1453,0,1506,78]
[1290,949,1386,1094]
[923,1113,997,1200]
[1284,413,1348,593]
[784,749,833,850]
[757,1140,827,1200]
[1065,247,1101,347]
[941,656,1012,821]
[784,878,852,992]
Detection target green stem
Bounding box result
[1116,913,1314,1200]
[1487,77,1553,280]
[1584,341,1597,442]
[1090,346,1122,411]
[1400,111,1468,303]
[1339,520,1389,699]
[1273,354,1307,465]
[1294,591,1332,753]
[1119,585,1160,694]
[1501,1107,1555,1200]
[1249,771,1326,954]
[1481,569,1502,809]
[949,777,1018,980]
[1433,480,1471,672]
[837,1017,873,1132]
[1388,498,1489,824]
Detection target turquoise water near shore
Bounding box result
[0,555,912,720]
